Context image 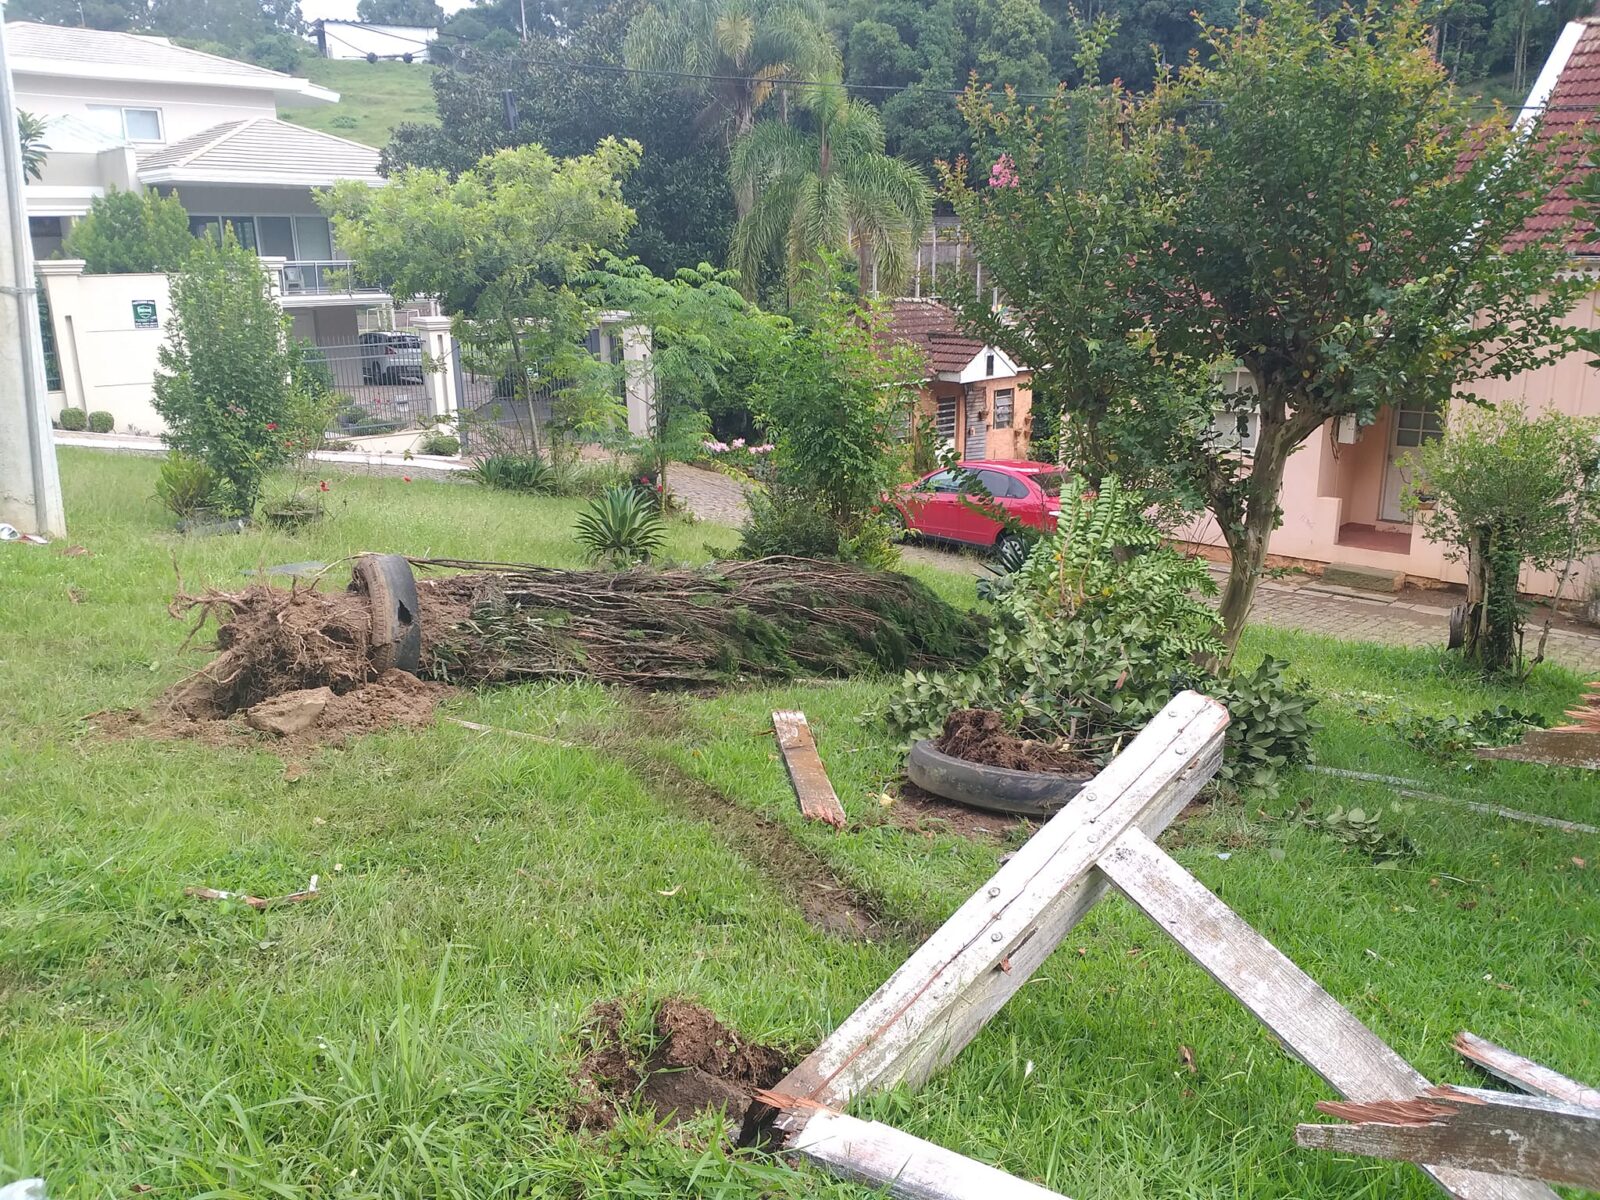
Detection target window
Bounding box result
[88,105,163,143]
[992,387,1014,429]
[921,470,961,493]
[935,394,957,442]
[1393,402,1443,448]
[190,216,258,251]
[976,469,1026,499]
[985,353,995,377]
[1209,408,1259,453]
[1032,472,1066,497]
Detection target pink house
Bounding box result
[1179,19,1600,602]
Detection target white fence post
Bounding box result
[413,315,458,427]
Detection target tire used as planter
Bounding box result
[350,553,422,674]
[907,738,1093,818]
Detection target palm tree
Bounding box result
[730,85,932,296]
[624,0,836,214]
[17,110,49,182]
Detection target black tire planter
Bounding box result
[351,553,423,674]
[906,738,1094,818]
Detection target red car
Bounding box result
[891,460,1067,553]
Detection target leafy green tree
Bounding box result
[63,188,199,274]
[357,0,444,26]
[730,84,932,295]
[624,0,836,214]
[583,252,784,482]
[5,0,146,30]
[326,139,640,458]
[17,111,48,183]
[1407,405,1600,673]
[386,5,733,276]
[949,0,1587,652]
[153,236,296,516]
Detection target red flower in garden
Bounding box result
[403,475,412,483]
[319,480,329,492]
[265,422,277,431]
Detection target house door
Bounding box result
[1378,401,1443,522]
[964,394,988,460]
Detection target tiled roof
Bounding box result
[1511,19,1600,254]
[4,22,335,101]
[138,118,383,187]
[886,298,989,376]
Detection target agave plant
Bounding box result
[575,485,668,566]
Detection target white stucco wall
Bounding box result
[12,74,278,144]
[38,265,171,435]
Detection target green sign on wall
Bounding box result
[132,300,158,329]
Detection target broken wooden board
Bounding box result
[762,1091,1070,1200]
[1297,1086,1600,1189]
[1475,729,1600,771]
[753,691,1229,1120]
[1097,830,1556,1200]
[1454,1032,1600,1110]
[773,710,848,829]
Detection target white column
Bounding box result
[620,323,654,438]
[36,260,89,414]
[413,314,458,425]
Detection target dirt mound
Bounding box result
[572,999,792,1132]
[936,708,1095,774]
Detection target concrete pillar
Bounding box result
[620,323,654,439]
[413,315,458,424]
[36,260,89,414]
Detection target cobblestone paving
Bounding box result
[665,463,1600,676]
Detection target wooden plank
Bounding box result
[1098,829,1557,1200]
[772,710,848,829]
[1454,1032,1600,1110]
[1306,766,1599,835]
[764,1093,1071,1200]
[1297,1086,1600,1188]
[756,691,1229,1117]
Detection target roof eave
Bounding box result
[9,56,337,105]
[138,167,384,188]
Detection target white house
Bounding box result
[8,21,421,431]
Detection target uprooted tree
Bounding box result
[946,0,1587,653]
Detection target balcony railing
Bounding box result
[279,259,388,298]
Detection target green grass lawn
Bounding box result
[3,450,1597,1199]
[281,58,437,153]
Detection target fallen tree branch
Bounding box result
[185,875,320,910]
[1305,766,1598,835]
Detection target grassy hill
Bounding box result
[280,57,437,153]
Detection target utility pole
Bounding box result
[519,0,528,42]
[0,19,67,539]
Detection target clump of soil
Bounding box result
[890,779,1038,841]
[571,999,792,1132]
[935,708,1095,774]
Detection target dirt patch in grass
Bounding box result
[936,708,1095,774]
[615,746,915,945]
[571,999,792,1132]
[891,779,1039,841]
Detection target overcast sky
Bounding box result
[298,0,477,24]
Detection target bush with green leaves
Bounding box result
[468,454,555,494]
[1406,404,1600,674]
[420,432,460,457]
[575,485,667,566]
[154,452,219,520]
[57,408,86,431]
[62,187,199,274]
[87,411,115,433]
[739,483,845,561]
[884,476,1316,797]
[152,236,295,517]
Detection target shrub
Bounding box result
[62,187,198,274]
[884,477,1317,798]
[152,236,295,516]
[87,410,114,433]
[154,452,219,520]
[419,432,460,457]
[1408,404,1600,674]
[58,407,86,431]
[468,454,554,494]
[739,484,842,560]
[575,485,667,566]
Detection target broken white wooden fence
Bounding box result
[746,690,1559,1200]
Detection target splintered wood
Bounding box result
[772,710,848,829]
[1454,1032,1600,1110]
[749,689,1571,1200]
[1296,1087,1600,1189]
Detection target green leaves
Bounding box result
[63,187,199,275]
[574,485,669,567]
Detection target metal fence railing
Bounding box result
[307,337,432,435]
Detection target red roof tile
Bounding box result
[885,298,987,377]
[1509,19,1600,254]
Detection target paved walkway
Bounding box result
[664,464,1600,676]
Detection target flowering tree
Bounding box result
[946,0,1586,652]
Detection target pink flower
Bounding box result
[318,480,329,492]
[731,437,746,449]
[988,153,1019,189]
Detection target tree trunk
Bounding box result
[1216,403,1299,658]
[732,102,756,220]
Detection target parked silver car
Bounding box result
[359,331,424,385]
